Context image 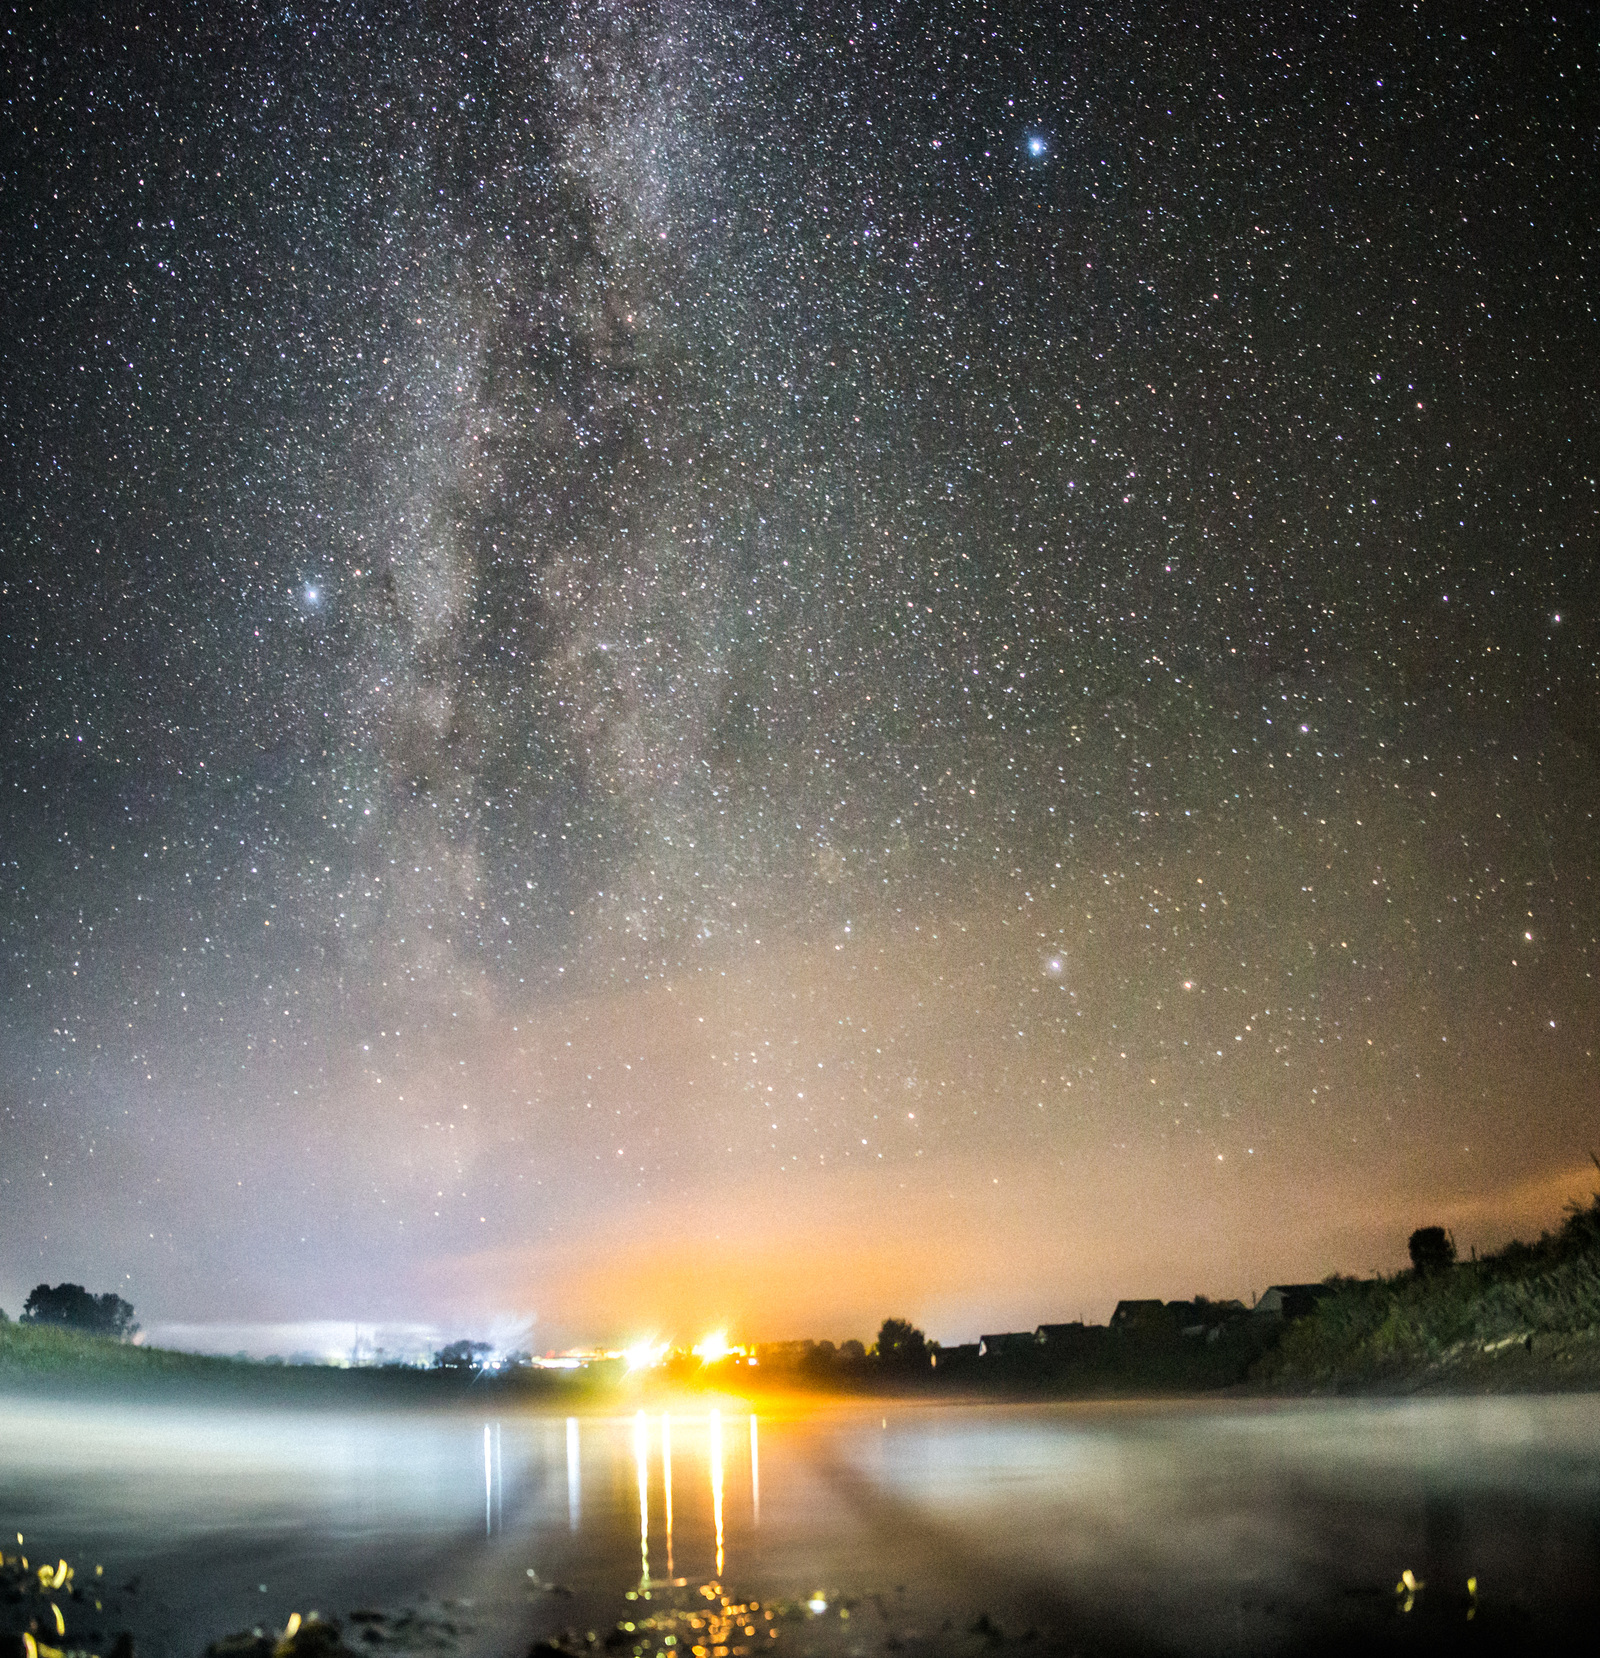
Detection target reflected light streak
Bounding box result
[566,1417,581,1533]
[661,1414,675,1577]
[709,1408,725,1580]
[633,1411,650,1586]
[749,1414,760,1527]
[482,1424,492,1536]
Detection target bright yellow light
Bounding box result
[694,1331,731,1364]
[624,1341,667,1372]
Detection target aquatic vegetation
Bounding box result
[208,1602,476,1658]
[527,1579,925,1658]
[0,1537,126,1658]
[531,1581,787,1657]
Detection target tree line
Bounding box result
[1,1282,139,1339]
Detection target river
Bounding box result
[3,1388,1598,1655]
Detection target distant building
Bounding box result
[1254,1284,1335,1321]
[753,1340,815,1369]
[977,1331,1037,1358]
[931,1342,979,1369]
[1109,1299,1171,1333]
[1035,1321,1106,1355]
[1036,1320,1093,1342]
[1166,1299,1248,1338]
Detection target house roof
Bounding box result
[978,1331,1037,1354]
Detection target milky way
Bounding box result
[2,1,1596,1351]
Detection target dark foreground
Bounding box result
[3,1387,1599,1658]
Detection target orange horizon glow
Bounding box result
[417,1151,1600,1351]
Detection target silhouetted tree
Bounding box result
[1408,1226,1457,1275]
[432,1339,492,1372]
[20,1283,138,1339]
[838,1339,866,1363]
[798,1339,837,1376]
[875,1318,928,1370]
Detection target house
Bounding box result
[1035,1321,1106,1354]
[1166,1298,1248,1338]
[1254,1284,1335,1321]
[977,1331,1037,1358]
[1036,1320,1095,1342]
[931,1342,979,1370]
[1109,1299,1172,1333]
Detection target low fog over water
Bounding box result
[5,1391,1600,1655]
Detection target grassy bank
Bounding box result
[0,1320,595,1404]
[1260,1179,1600,1390]
[0,1319,239,1380]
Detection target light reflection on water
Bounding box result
[709,1409,725,1581]
[6,1395,1600,1653]
[0,1398,770,1650]
[566,1414,580,1532]
[633,1412,650,1583]
[558,1398,1600,1652]
[749,1413,760,1528]
[660,1414,674,1576]
[601,1409,754,1587]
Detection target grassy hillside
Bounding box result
[1261,1177,1600,1389]
[0,1317,241,1379]
[0,1318,596,1402]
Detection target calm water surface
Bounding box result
[3,1391,1599,1655]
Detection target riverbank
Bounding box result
[0,1321,598,1407]
[1254,1180,1600,1397]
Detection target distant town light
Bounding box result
[694,1331,732,1363]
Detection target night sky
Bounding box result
[2,0,1596,1357]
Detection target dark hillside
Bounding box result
[1261,1174,1600,1390]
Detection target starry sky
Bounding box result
[2,0,1596,1355]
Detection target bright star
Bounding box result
[1027,135,1047,157]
